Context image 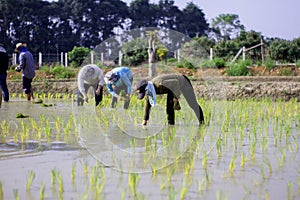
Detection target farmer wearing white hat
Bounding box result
[0,43,9,103]
[15,43,35,101]
[104,66,133,109]
[77,64,105,106]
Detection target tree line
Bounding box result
[0,0,299,63]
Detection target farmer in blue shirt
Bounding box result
[15,43,35,101]
[105,66,133,109]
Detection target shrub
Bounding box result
[40,65,51,74]
[50,66,76,79]
[264,58,276,70]
[226,60,252,76]
[157,46,168,61]
[296,60,300,67]
[279,68,292,76]
[167,58,177,64]
[199,59,215,68]
[68,46,91,68]
[176,60,196,69]
[213,57,226,68]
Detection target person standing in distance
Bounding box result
[15,43,35,101]
[0,43,10,103]
[77,64,105,106]
[136,74,205,126]
[104,66,133,109]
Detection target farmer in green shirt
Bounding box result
[136,74,204,126]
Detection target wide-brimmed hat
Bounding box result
[15,43,27,51]
[136,80,148,100]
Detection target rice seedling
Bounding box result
[13,189,19,200]
[229,154,237,176]
[39,182,45,200]
[216,190,228,200]
[197,179,206,193]
[26,171,36,191]
[84,160,89,177]
[287,181,295,200]
[202,152,207,168]
[29,118,41,140]
[216,136,223,157]
[57,172,64,194]
[240,152,246,168]
[54,116,63,135]
[128,173,140,197]
[95,167,106,198]
[180,177,192,200]
[71,162,76,183]
[51,169,57,186]
[0,120,10,137]
[0,181,3,200]
[168,184,177,200]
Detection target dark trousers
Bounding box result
[22,76,33,94]
[77,84,103,106]
[0,73,9,102]
[111,78,133,109]
[166,76,204,125]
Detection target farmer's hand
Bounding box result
[96,86,102,95]
[83,94,88,103]
[15,66,21,72]
[125,94,131,101]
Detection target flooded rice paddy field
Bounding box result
[0,96,299,200]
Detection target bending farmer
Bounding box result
[136,74,204,125]
[77,64,105,106]
[105,66,133,109]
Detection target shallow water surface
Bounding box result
[0,98,299,199]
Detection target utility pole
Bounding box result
[260,36,265,64]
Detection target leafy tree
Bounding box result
[236,30,263,62]
[156,0,181,29]
[214,39,239,61]
[269,38,290,62]
[129,0,159,28]
[214,30,263,62]
[178,2,209,38]
[68,0,129,48]
[289,37,300,62]
[193,36,216,54]
[211,13,245,41]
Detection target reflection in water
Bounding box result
[0,100,81,159]
[77,98,214,173]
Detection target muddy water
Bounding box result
[0,98,299,199]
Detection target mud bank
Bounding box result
[7,76,300,101]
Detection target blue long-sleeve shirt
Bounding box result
[105,67,133,97]
[17,48,35,79]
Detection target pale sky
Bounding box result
[124,0,300,40]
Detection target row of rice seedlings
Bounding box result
[1,96,299,199]
[2,112,79,149]
[204,97,299,192]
